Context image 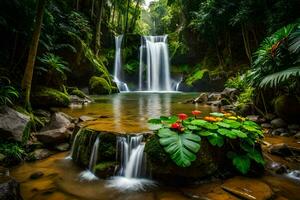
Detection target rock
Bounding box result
[266,162,287,174]
[261,123,272,129]
[265,113,277,121]
[70,95,91,105]
[208,93,222,101]
[33,109,51,125]
[31,87,70,108]
[42,112,72,131]
[288,124,300,131]
[32,149,53,160]
[269,143,292,156]
[280,132,290,137]
[246,115,260,123]
[271,129,282,136]
[221,88,238,99]
[222,105,236,111]
[271,118,287,128]
[54,143,70,152]
[145,135,225,182]
[0,106,30,142]
[294,132,300,139]
[30,171,44,179]
[89,76,112,95]
[221,177,273,200]
[35,127,71,145]
[79,115,96,122]
[274,95,300,123]
[0,167,22,200]
[206,101,222,107]
[194,93,208,103]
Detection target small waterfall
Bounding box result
[139,35,172,91]
[106,135,155,191]
[175,77,183,91]
[65,129,81,160]
[89,137,100,172]
[113,35,129,92]
[79,136,100,181]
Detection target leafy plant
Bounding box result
[185,69,208,86]
[148,111,264,173]
[0,85,19,106]
[0,140,26,161]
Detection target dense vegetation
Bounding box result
[0,0,299,167]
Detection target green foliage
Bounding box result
[0,85,19,106]
[236,86,254,108]
[185,69,208,86]
[0,140,26,162]
[32,87,70,107]
[89,76,112,95]
[69,88,87,99]
[148,111,264,173]
[225,72,249,91]
[249,23,300,91]
[158,128,201,167]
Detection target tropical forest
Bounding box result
[0,0,300,199]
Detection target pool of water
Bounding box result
[60,92,217,133]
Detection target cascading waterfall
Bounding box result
[65,129,81,160]
[106,135,155,191]
[139,35,172,91]
[114,35,129,92]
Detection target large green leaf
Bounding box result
[191,119,208,126]
[158,128,201,167]
[216,122,231,128]
[227,152,251,174]
[210,112,224,117]
[217,128,237,139]
[208,133,224,147]
[223,119,241,128]
[148,118,161,124]
[240,143,265,165]
[231,129,247,138]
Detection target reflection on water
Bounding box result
[60,92,213,133]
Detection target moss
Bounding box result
[31,87,70,108]
[145,135,170,164]
[94,161,115,171]
[98,133,116,161]
[70,88,87,98]
[89,76,112,95]
[274,95,300,123]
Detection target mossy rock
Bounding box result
[72,128,117,168]
[89,76,112,95]
[31,87,70,108]
[274,95,300,123]
[94,161,116,178]
[144,135,225,182]
[69,88,87,99]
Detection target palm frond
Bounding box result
[259,66,300,88]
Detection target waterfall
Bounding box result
[89,137,100,172]
[139,35,172,91]
[65,129,81,160]
[106,135,155,191]
[79,136,100,181]
[113,35,129,92]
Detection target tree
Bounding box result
[94,0,105,56]
[21,0,47,109]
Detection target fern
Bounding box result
[260,66,300,88]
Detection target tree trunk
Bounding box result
[21,0,47,109]
[241,23,252,63]
[94,0,104,56]
[91,0,95,19]
[124,0,131,33]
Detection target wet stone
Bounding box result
[221,177,273,200]
[288,124,300,131]
[55,143,70,152]
[271,118,287,128]
[30,171,44,179]
[269,143,292,157]
[294,132,300,139]
[280,132,290,137]
[261,123,272,129]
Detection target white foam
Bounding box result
[106,176,156,191]
[78,170,99,181]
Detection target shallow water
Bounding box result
[12,92,300,199]
[60,92,217,133]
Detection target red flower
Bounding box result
[178,113,188,120]
[192,110,202,116]
[171,123,181,129]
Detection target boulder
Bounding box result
[144,135,225,182]
[35,127,71,145]
[0,167,22,200]
[269,143,292,157]
[274,95,300,123]
[89,76,112,95]
[208,93,222,101]
[0,106,30,142]
[42,112,72,131]
[79,115,96,122]
[294,132,300,139]
[221,88,238,100]
[31,149,53,160]
[31,87,70,108]
[271,118,287,128]
[261,123,272,129]
[221,177,273,200]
